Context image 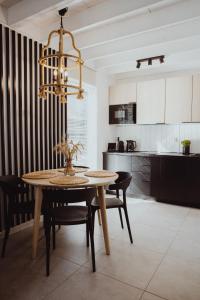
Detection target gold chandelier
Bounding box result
[38,8,84,103]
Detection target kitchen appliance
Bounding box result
[117,137,125,152]
[107,143,117,152]
[109,103,136,124]
[126,140,137,152]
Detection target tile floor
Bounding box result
[0,197,200,300]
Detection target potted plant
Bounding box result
[181,139,191,155]
[54,138,83,175]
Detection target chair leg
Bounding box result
[1,227,10,258]
[91,210,95,234]
[88,220,96,272]
[118,207,124,229]
[45,224,51,276]
[86,222,89,247]
[123,206,133,244]
[52,224,56,250]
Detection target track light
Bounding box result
[160,56,164,63]
[136,55,165,69]
[136,61,141,69]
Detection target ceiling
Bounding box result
[1,0,200,79]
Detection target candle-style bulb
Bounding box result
[53,70,57,82]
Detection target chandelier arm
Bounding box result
[43,30,59,50]
[63,30,82,59]
[63,30,84,99]
[58,28,65,95]
[78,62,83,98]
[41,83,80,89]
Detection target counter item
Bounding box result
[181,139,191,155]
[126,140,136,152]
[117,137,124,152]
[108,143,117,152]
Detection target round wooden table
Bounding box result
[22,170,118,259]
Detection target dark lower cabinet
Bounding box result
[151,157,200,208]
[131,156,151,197]
[130,171,151,197]
[103,152,200,208]
[159,157,188,203]
[103,153,151,197]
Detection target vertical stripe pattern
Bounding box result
[0,24,67,231]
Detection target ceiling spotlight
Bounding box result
[136,61,141,69]
[160,56,164,63]
[136,55,165,69]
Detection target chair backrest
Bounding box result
[109,171,132,192]
[43,188,96,206]
[0,175,22,195]
[73,165,89,169]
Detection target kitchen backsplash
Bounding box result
[111,123,200,153]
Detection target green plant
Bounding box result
[181,139,191,146]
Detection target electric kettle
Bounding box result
[126,140,137,152]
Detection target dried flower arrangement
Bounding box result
[54,138,83,175]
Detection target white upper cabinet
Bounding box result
[109,82,137,105]
[165,76,192,123]
[137,79,165,124]
[192,74,200,122]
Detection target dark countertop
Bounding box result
[103,151,200,158]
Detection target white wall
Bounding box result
[110,123,200,153]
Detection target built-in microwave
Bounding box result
[109,103,136,124]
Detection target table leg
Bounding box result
[97,186,110,255]
[32,186,42,259]
[97,210,102,226]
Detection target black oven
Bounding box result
[109,103,136,124]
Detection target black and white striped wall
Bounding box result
[0,23,67,231]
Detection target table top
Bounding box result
[22,169,118,189]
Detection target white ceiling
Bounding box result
[1,0,200,79]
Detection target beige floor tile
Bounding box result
[53,227,105,265]
[86,240,163,290]
[0,256,80,300]
[141,292,167,300]
[180,209,200,237]
[167,234,200,262]
[147,255,200,300]
[127,201,189,231]
[46,266,143,300]
[112,222,176,254]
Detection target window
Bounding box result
[67,83,97,168]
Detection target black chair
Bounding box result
[91,171,133,243]
[43,188,96,276]
[0,175,34,257]
[73,165,89,169]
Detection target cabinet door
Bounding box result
[103,154,132,172]
[109,82,136,105]
[192,74,200,122]
[159,157,188,204]
[165,76,192,123]
[137,79,165,124]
